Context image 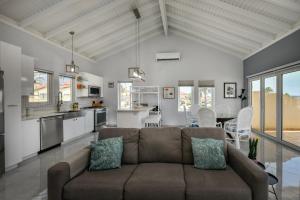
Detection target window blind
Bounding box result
[178,80,194,86]
[198,80,215,87]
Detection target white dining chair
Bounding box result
[198,108,222,128]
[184,104,200,127]
[224,106,253,149]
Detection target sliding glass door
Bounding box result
[282,70,300,147]
[249,65,300,149]
[250,79,261,132]
[264,76,277,137]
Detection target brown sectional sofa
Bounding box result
[48,127,268,200]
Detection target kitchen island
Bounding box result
[117,107,153,128]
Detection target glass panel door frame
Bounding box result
[248,78,262,133]
[247,64,300,151]
[262,73,279,139]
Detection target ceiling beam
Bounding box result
[167,4,274,43]
[264,0,300,13]
[0,14,95,62]
[20,0,81,27]
[169,22,250,55]
[95,31,162,61]
[168,13,261,50]
[63,2,158,48]
[78,16,161,53]
[199,0,291,32]
[168,0,285,35]
[88,24,162,58]
[172,29,245,59]
[45,0,128,39]
[159,0,168,36]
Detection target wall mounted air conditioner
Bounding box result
[155,52,181,62]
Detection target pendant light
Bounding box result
[66,31,79,73]
[128,8,145,81]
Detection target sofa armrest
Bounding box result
[48,147,90,200]
[227,143,268,200]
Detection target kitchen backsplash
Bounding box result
[21,96,102,117]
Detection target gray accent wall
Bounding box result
[243,29,300,104]
[244,29,300,77]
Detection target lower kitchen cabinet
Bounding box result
[63,117,85,142]
[21,119,40,159]
[84,110,94,133]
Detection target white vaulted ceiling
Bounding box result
[0,0,299,61]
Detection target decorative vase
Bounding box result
[248,137,259,160]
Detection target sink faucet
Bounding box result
[57,91,63,112]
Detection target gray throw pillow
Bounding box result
[89,137,123,171]
[191,137,226,170]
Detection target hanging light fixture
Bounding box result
[128,8,145,81]
[66,31,79,73]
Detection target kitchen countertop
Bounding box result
[22,107,107,121]
[117,107,153,112]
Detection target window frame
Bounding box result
[247,62,300,151]
[117,81,133,110]
[59,74,75,102]
[178,86,194,112]
[198,86,215,109]
[28,69,53,106]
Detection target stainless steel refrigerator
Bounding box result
[0,71,4,176]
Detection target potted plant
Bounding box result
[248,137,259,160]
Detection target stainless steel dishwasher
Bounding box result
[40,115,63,151]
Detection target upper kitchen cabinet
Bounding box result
[76,72,103,98]
[21,55,34,96]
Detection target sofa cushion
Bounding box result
[139,127,182,163]
[89,137,123,171]
[182,128,228,164]
[184,164,252,200]
[99,128,139,164]
[125,163,185,200]
[191,137,226,169]
[63,165,137,200]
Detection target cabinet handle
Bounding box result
[7,105,19,107]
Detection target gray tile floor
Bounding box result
[0,132,299,200]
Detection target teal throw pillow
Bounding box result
[89,137,123,171]
[191,137,226,170]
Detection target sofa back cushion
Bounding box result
[98,128,139,164]
[182,128,227,164]
[139,127,182,163]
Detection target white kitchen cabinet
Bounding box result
[84,110,94,133]
[21,119,40,159]
[21,55,34,96]
[0,41,22,169]
[63,117,85,142]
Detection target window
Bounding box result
[198,87,215,109]
[118,82,132,109]
[59,75,73,102]
[29,70,51,103]
[264,76,277,137]
[198,80,215,109]
[178,86,194,112]
[282,70,300,147]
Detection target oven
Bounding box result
[94,108,106,128]
[88,86,101,97]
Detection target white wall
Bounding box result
[97,34,244,126]
[0,22,100,110]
